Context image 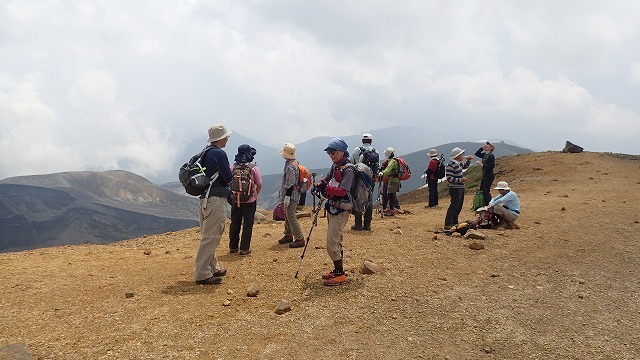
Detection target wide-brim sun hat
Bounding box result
[450,147,465,159]
[428,148,438,157]
[207,124,232,143]
[279,143,296,159]
[494,181,511,190]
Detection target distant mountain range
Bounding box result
[0,127,533,252]
[0,171,198,252]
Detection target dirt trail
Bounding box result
[1,151,639,359]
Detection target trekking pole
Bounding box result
[311,172,317,209]
[294,193,325,278]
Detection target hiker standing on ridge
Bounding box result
[425,148,440,208]
[194,124,233,285]
[488,181,521,229]
[312,138,356,286]
[379,147,401,216]
[349,132,378,231]
[277,143,305,248]
[444,147,473,230]
[228,144,262,256]
[475,141,496,207]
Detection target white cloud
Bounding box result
[2,1,640,182]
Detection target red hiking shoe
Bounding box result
[323,273,347,286]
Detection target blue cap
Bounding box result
[324,138,348,152]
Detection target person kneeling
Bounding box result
[488,181,521,229]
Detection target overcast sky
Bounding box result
[1,1,639,181]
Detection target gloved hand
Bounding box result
[378,172,384,178]
[284,196,291,207]
[314,180,327,191]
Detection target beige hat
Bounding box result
[279,143,296,160]
[384,147,394,159]
[494,181,511,190]
[428,148,438,157]
[450,147,465,159]
[207,124,232,143]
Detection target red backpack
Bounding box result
[395,157,411,181]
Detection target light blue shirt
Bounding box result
[489,190,521,214]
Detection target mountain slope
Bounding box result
[1,151,638,359]
[0,170,198,252]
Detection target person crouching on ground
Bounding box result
[444,147,472,230]
[488,181,521,229]
[313,138,356,286]
[379,147,401,216]
[277,143,305,248]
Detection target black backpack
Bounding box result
[229,163,256,205]
[435,155,446,179]
[359,146,380,175]
[178,146,219,196]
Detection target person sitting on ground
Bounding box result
[379,147,401,216]
[313,138,356,286]
[488,181,521,229]
[277,143,305,248]
[475,141,496,206]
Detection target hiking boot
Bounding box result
[322,270,348,279]
[351,224,363,231]
[323,273,347,286]
[229,248,239,253]
[278,235,293,244]
[239,249,252,255]
[289,239,305,248]
[195,276,222,285]
[383,209,395,216]
[363,225,371,231]
[212,268,227,277]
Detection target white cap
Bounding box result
[362,133,373,140]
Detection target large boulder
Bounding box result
[562,141,584,153]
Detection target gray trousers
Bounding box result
[195,196,227,281]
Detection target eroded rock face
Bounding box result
[563,141,584,153]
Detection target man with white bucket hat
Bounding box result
[444,147,473,229]
[488,181,521,229]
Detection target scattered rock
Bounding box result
[247,285,260,297]
[464,230,486,240]
[343,251,353,258]
[143,249,152,255]
[534,221,541,224]
[0,342,31,360]
[361,260,379,275]
[125,292,135,298]
[468,242,484,250]
[227,289,234,296]
[223,299,231,306]
[432,234,438,240]
[490,273,500,277]
[561,207,566,211]
[451,233,462,238]
[254,211,267,222]
[274,299,292,315]
[392,229,403,235]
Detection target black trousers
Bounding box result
[427,178,439,207]
[479,174,495,206]
[229,201,257,251]
[353,205,373,227]
[382,182,400,210]
[445,187,465,228]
